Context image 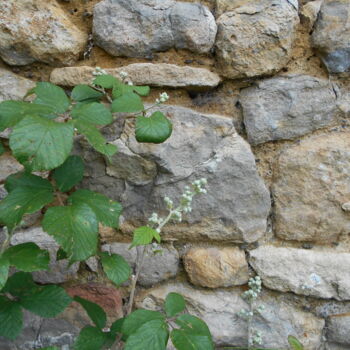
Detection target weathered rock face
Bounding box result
[312,0,350,73]
[136,282,325,349]
[273,132,350,242]
[50,64,221,90]
[215,0,299,79]
[250,246,350,300]
[300,0,322,31]
[240,75,340,145]
[0,153,23,182]
[183,246,249,288]
[93,0,217,57]
[327,313,350,347]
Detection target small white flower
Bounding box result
[158,92,169,103]
[119,71,128,79]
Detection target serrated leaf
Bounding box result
[112,83,150,99]
[0,257,9,290]
[111,92,144,113]
[132,85,150,96]
[42,203,99,262]
[10,115,74,171]
[122,309,165,338]
[3,242,50,272]
[0,101,56,131]
[75,120,117,158]
[2,272,37,297]
[72,102,112,126]
[100,252,131,286]
[0,173,54,231]
[71,85,104,102]
[171,329,213,350]
[110,318,124,337]
[135,111,172,144]
[165,293,186,318]
[74,326,109,350]
[68,189,122,228]
[74,296,107,330]
[0,140,4,155]
[130,226,161,249]
[175,315,212,338]
[124,319,169,350]
[53,155,84,192]
[93,75,120,89]
[288,336,304,350]
[33,82,70,114]
[0,296,23,340]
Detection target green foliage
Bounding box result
[74,296,107,330]
[100,252,131,286]
[165,293,186,317]
[288,336,304,350]
[111,92,144,113]
[72,102,112,126]
[0,140,4,155]
[71,84,104,102]
[130,226,161,248]
[0,257,9,290]
[0,296,23,339]
[73,326,110,350]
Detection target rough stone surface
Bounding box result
[300,0,322,31]
[136,282,324,349]
[102,242,179,286]
[11,227,80,284]
[250,246,350,300]
[312,0,350,73]
[183,246,249,288]
[93,0,217,57]
[273,132,350,242]
[50,63,221,90]
[0,0,88,66]
[327,313,350,346]
[240,75,340,145]
[0,152,23,182]
[215,0,299,79]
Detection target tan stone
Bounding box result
[0,153,23,182]
[300,0,322,31]
[184,246,249,288]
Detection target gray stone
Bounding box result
[250,246,350,300]
[0,0,88,66]
[0,153,23,182]
[215,0,299,79]
[300,0,322,31]
[102,242,179,286]
[327,313,350,346]
[93,0,217,57]
[136,281,324,349]
[240,75,340,145]
[273,132,350,243]
[312,0,350,73]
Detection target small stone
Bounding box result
[342,202,350,212]
[0,153,23,182]
[183,247,249,288]
[327,313,350,346]
[300,0,322,31]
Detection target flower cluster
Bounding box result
[156,92,170,104]
[92,66,108,76]
[252,330,263,346]
[119,71,128,79]
[242,276,262,301]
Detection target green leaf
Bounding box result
[175,315,212,338]
[93,75,120,89]
[0,173,54,231]
[20,285,72,318]
[10,115,74,171]
[71,85,104,102]
[53,155,85,192]
[2,272,37,297]
[0,101,56,131]
[0,257,9,290]
[0,296,23,340]
[111,92,144,113]
[130,226,161,249]
[110,318,124,337]
[131,85,150,97]
[100,252,131,286]
[124,319,169,350]
[56,247,68,261]
[122,309,165,338]
[68,189,122,228]
[75,120,117,158]
[171,329,213,350]
[39,347,60,350]
[165,293,186,317]
[42,203,99,262]
[71,102,112,126]
[3,242,50,272]
[74,296,107,330]
[74,326,109,350]
[0,140,4,155]
[135,111,172,144]
[33,82,70,114]
[288,336,304,350]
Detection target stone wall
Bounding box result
[0,0,349,349]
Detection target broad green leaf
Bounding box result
[71,102,112,126]
[42,203,99,262]
[10,115,74,171]
[56,247,68,261]
[74,296,107,330]
[3,242,50,272]
[135,111,172,144]
[93,75,120,89]
[68,189,122,228]
[53,155,84,192]
[75,120,117,158]
[124,319,169,350]
[33,82,70,114]
[122,309,165,338]
[100,252,131,286]
[110,317,124,337]
[0,140,4,155]
[71,85,104,102]
[0,296,23,340]
[112,83,150,99]
[0,173,54,231]
[2,272,37,297]
[39,347,60,350]
[0,257,9,290]
[171,329,213,350]
[132,85,150,97]
[20,285,72,318]
[165,293,186,317]
[0,101,56,131]
[288,336,304,350]
[175,315,212,338]
[130,226,161,249]
[74,326,109,350]
[111,92,144,113]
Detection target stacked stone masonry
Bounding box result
[0,0,349,348]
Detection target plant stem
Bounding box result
[0,228,12,255]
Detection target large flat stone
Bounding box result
[327,313,350,346]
